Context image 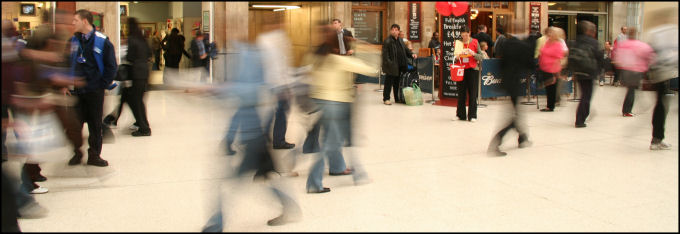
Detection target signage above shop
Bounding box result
[408,1,421,42]
[530,2,541,35]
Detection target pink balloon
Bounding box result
[450,1,469,17]
[436,2,452,16]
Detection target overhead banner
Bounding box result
[408,1,421,42]
[416,57,434,94]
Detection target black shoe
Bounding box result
[131,130,151,137]
[575,123,587,128]
[226,147,237,156]
[32,174,47,182]
[307,187,331,194]
[87,158,109,167]
[273,142,295,149]
[329,168,353,176]
[540,108,554,112]
[68,155,83,166]
[487,149,507,157]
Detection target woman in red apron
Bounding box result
[453,26,484,122]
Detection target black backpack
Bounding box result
[567,40,597,75]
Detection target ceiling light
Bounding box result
[252,5,300,10]
[548,2,556,6]
[273,8,285,12]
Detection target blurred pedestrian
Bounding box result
[201,38,301,232]
[453,26,484,122]
[612,27,654,117]
[382,24,416,105]
[306,25,377,193]
[645,9,677,150]
[124,17,152,136]
[258,19,297,150]
[487,22,535,156]
[570,20,603,128]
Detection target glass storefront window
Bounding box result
[548,2,606,12]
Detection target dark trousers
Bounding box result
[652,81,670,142]
[541,70,557,110]
[489,95,528,149]
[22,164,41,189]
[456,69,479,120]
[165,54,181,68]
[55,105,84,157]
[127,80,150,132]
[575,78,594,125]
[75,90,105,159]
[153,49,161,70]
[622,86,636,114]
[383,75,401,102]
[270,96,290,146]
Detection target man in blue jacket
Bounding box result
[67,9,117,167]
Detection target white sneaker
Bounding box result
[650,142,671,150]
[129,124,139,130]
[30,186,49,194]
[470,118,477,122]
[599,81,604,86]
[383,100,392,105]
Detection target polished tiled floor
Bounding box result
[9,82,678,232]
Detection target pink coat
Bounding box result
[538,40,566,73]
[612,39,654,73]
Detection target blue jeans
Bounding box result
[306,99,366,191]
[203,107,297,232]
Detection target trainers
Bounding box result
[383,100,392,105]
[30,186,49,194]
[650,142,671,150]
[469,118,477,122]
[129,124,139,130]
[622,113,634,117]
[487,149,507,157]
[599,81,604,86]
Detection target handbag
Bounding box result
[11,111,66,163]
[450,57,464,82]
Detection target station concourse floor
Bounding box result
[11,82,678,232]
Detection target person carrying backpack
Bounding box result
[569,20,603,128]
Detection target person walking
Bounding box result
[258,19,296,150]
[124,18,152,136]
[67,9,117,167]
[453,26,484,122]
[645,9,677,150]
[493,26,506,58]
[306,25,377,193]
[612,27,654,117]
[488,23,536,156]
[570,21,604,128]
[382,24,416,105]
